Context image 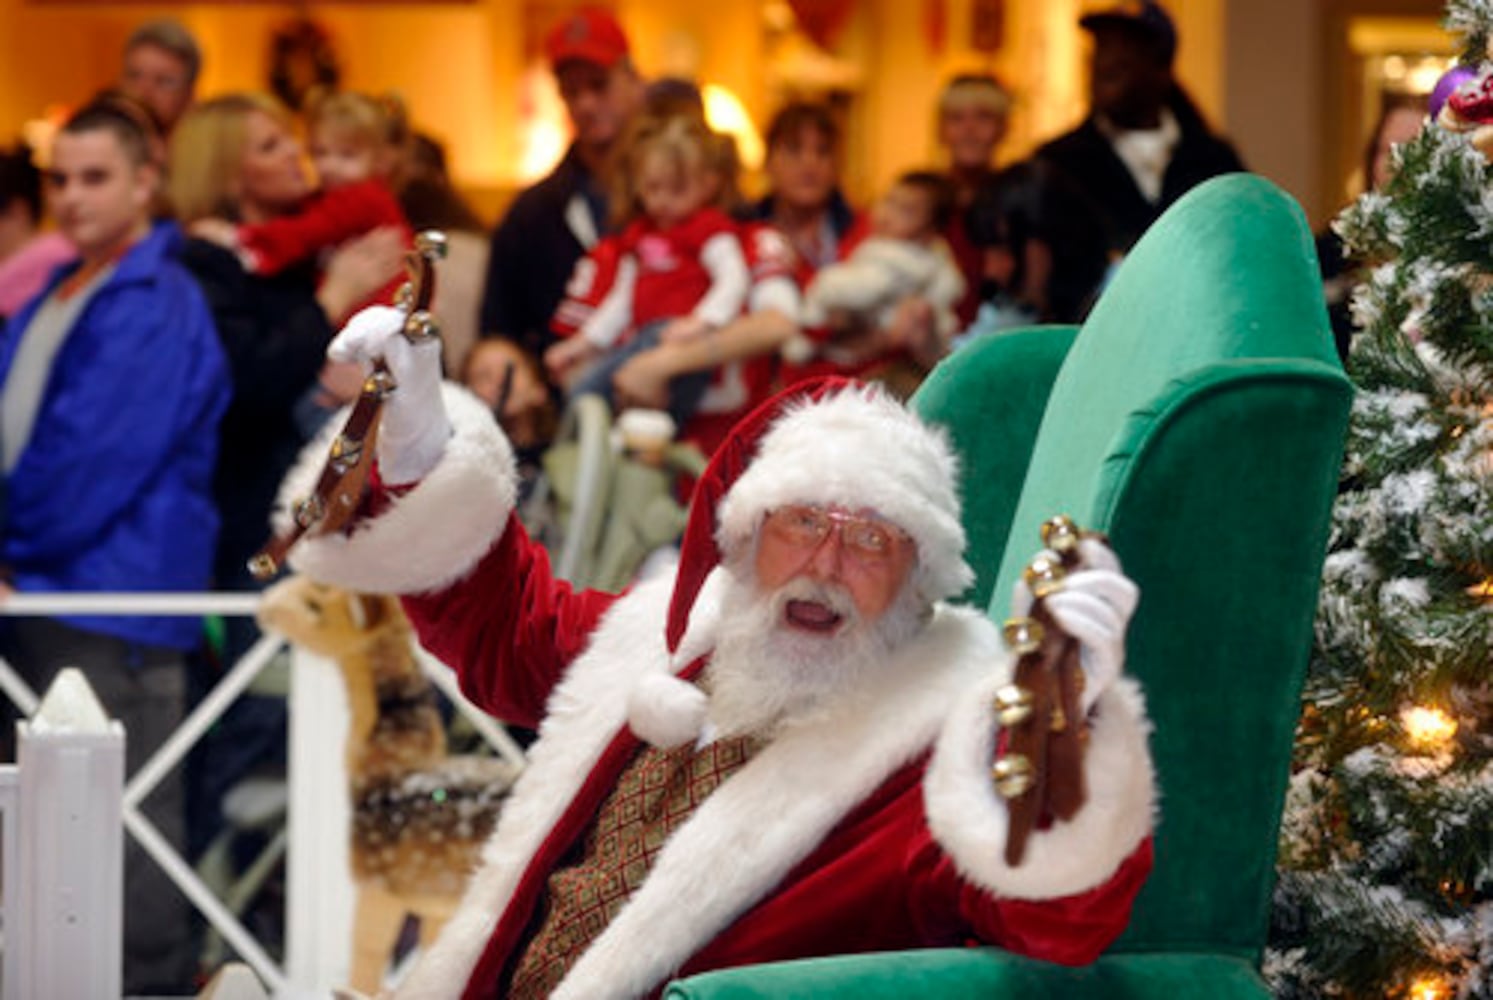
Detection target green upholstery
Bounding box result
[664,950,1272,999]
[912,323,1080,610]
[665,175,1352,998]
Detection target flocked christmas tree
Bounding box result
[1266,3,1493,997]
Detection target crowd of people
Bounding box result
[475,1,1243,458]
[0,1,1237,993]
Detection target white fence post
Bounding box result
[284,647,355,990]
[0,593,526,995]
[0,760,18,1000]
[11,668,125,1000]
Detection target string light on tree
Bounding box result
[1266,2,1493,994]
[1400,704,1458,751]
[1408,973,1453,1000]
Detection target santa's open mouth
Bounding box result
[784,599,843,633]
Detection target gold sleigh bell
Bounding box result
[1039,514,1081,555]
[991,754,1033,799]
[1023,551,1067,599]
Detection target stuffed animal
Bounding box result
[258,576,520,993]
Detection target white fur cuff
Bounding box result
[281,383,518,595]
[924,674,1156,901]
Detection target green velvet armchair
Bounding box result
[664,174,1353,998]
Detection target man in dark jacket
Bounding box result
[478,8,644,372]
[1037,0,1243,258]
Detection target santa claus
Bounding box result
[280,306,1157,999]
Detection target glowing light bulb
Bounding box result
[1409,974,1451,1000]
[1401,705,1457,750]
[703,84,765,171]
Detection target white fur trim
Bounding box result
[280,383,517,594]
[924,671,1156,900]
[395,582,995,999]
[627,673,708,748]
[393,576,680,999]
[717,385,973,604]
[551,604,991,1000]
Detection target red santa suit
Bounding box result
[282,381,1157,1000]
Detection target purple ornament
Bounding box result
[1430,64,1479,119]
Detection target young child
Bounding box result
[543,113,749,426]
[233,90,412,304]
[194,90,414,433]
[794,170,965,365]
[459,337,555,508]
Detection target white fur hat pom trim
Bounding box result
[627,673,708,748]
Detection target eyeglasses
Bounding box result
[761,505,911,565]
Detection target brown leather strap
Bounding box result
[996,519,1099,866]
[248,233,447,580]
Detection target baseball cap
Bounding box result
[1080,1,1177,65]
[545,7,630,71]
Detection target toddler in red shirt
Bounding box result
[198,91,414,433]
[198,90,413,303]
[544,114,749,425]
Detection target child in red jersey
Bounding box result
[543,114,748,425]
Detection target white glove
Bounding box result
[1009,537,1139,717]
[328,305,451,485]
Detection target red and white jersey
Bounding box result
[550,235,624,340]
[622,207,740,328]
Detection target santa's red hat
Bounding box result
[665,377,972,654]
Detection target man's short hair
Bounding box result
[896,170,957,232]
[125,18,203,86]
[765,101,839,153]
[62,95,160,169]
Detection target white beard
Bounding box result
[704,566,928,739]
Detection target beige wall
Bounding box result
[1223,0,1325,226]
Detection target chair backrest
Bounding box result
[917,174,1352,962]
[913,324,1079,610]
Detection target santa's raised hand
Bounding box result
[329,304,452,485]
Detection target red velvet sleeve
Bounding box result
[399,510,619,729]
[909,826,1154,966]
[239,181,407,276]
[972,838,1153,964]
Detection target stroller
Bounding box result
[521,393,706,592]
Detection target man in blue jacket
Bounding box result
[0,96,228,993]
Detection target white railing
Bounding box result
[0,592,526,995]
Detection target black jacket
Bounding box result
[178,239,333,588]
[479,145,607,360]
[1037,90,1244,256]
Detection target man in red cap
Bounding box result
[478,6,645,403]
[1037,0,1242,259]
[285,305,1156,999]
